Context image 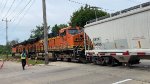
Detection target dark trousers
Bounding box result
[21,59,26,70]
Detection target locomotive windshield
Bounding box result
[68,29,79,35]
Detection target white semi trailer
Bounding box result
[84,2,150,66]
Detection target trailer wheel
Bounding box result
[101,60,106,66]
[110,58,116,67]
[101,57,107,66]
[122,62,132,68]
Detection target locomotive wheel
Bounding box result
[93,61,97,65]
[67,58,71,62]
[78,57,87,63]
[53,57,57,61]
[60,58,64,61]
[101,60,106,66]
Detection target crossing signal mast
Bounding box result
[2,18,11,58]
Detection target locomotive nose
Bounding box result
[74,34,84,42]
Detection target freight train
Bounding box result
[12,1,150,66]
[12,26,91,62]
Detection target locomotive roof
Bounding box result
[12,26,80,47]
[59,26,80,33]
[59,26,72,33]
[12,33,55,47]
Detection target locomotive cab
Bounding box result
[58,26,84,49]
[59,26,81,36]
[68,29,79,35]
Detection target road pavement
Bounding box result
[0,60,150,84]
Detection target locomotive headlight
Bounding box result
[80,35,83,41]
[75,38,78,41]
[80,35,83,38]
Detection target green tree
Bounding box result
[9,39,19,46]
[70,5,108,27]
[0,45,5,54]
[30,24,50,39]
[51,24,68,36]
[0,39,19,55]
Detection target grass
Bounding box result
[0,54,45,65]
[0,56,3,59]
[28,59,45,65]
[0,54,12,59]
[17,59,45,65]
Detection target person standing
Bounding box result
[21,48,27,70]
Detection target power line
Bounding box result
[68,0,114,12]
[3,0,16,19]
[1,0,9,17]
[68,0,86,5]
[15,0,35,26]
[127,0,142,3]
[0,0,4,12]
[7,0,23,19]
[11,0,31,22]
[0,0,4,11]
[11,0,32,22]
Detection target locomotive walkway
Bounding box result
[0,61,150,84]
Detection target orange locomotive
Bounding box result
[12,26,86,62]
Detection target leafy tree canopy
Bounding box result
[9,39,19,46]
[51,24,68,36]
[0,39,19,54]
[70,5,108,27]
[30,24,50,39]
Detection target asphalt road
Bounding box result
[0,60,150,84]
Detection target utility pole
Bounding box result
[42,0,49,64]
[2,18,11,59]
[90,6,101,21]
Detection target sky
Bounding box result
[0,0,149,45]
